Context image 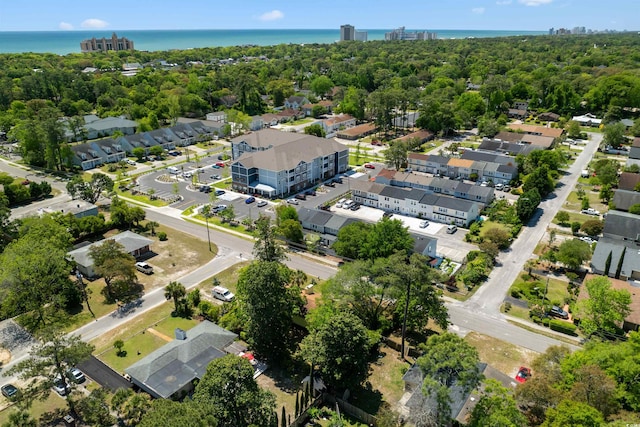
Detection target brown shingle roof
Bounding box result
[507,123,563,138]
[618,172,640,191]
[395,130,435,143]
[338,123,377,137]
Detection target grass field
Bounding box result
[464,332,539,378]
[0,392,67,426]
[196,261,250,295]
[94,301,199,373]
[509,272,570,308]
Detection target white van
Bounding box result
[212,286,235,302]
[167,166,179,174]
[446,225,458,234]
[135,262,154,274]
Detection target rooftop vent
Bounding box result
[175,328,187,340]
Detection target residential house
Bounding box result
[147,128,178,150]
[259,114,281,128]
[70,143,105,170]
[351,180,479,226]
[65,115,138,142]
[118,133,159,155]
[620,119,635,129]
[412,234,438,258]
[175,119,222,141]
[400,363,515,426]
[578,274,640,332]
[508,108,527,120]
[618,172,640,191]
[92,138,127,163]
[67,231,153,278]
[206,111,227,123]
[230,130,349,197]
[393,111,420,129]
[407,153,449,175]
[494,131,525,143]
[591,210,640,282]
[249,116,264,131]
[571,113,602,127]
[38,199,98,219]
[336,123,377,140]
[520,133,556,149]
[612,190,640,212]
[125,321,238,399]
[478,139,541,156]
[296,207,356,245]
[320,114,356,138]
[395,129,435,145]
[629,138,640,160]
[446,158,475,180]
[284,96,309,111]
[506,123,564,140]
[538,112,560,122]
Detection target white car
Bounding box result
[126,159,137,166]
[581,208,600,216]
[419,220,429,228]
[580,236,595,245]
[286,199,299,205]
[52,376,70,396]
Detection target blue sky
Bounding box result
[0,0,635,32]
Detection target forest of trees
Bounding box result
[2,33,640,169]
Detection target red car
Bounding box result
[215,162,225,167]
[515,367,531,383]
[364,163,375,169]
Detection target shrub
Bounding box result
[531,316,542,324]
[571,222,581,234]
[510,288,523,298]
[504,302,512,312]
[157,231,168,241]
[549,319,577,335]
[542,318,550,327]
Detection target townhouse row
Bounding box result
[70,121,215,170]
[351,180,480,227]
[407,150,519,185]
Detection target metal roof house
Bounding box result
[125,321,237,399]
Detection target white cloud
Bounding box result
[472,7,485,14]
[518,0,552,5]
[81,18,109,29]
[258,10,284,21]
[58,22,73,30]
[496,0,512,4]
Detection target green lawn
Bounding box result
[196,261,250,295]
[551,210,594,226]
[62,280,117,333]
[152,315,199,339]
[114,187,167,207]
[0,392,66,426]
[99,331,169,373]
[510,272,570,308]
[478,220,511,238]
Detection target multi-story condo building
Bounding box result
[230,129,349,198]
[80,33,134,52]
[385,27,437,41]
[340,24,368,42]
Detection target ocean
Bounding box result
[0,29,547,55]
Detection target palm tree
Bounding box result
[202,205,212,251]
[290,269,307,288]
[147,221,159,236]
[164,281,186,314]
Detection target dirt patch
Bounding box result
[146,328,173,342]
[465,332,539,378]
[0,348,11,365]
[256,367,299,417]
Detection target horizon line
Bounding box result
[0,28,553,33]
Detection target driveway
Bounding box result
[77,356,132,392]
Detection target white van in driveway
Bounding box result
[446,225,458,234]
[212,286,235,302]
[167,166,179,174]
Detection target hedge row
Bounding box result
[549,319,577,336]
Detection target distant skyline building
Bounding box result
[340,24,368,42]
[80,32,135,53]
[385,26,437,41]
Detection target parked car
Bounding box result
[349,203,360,211]
[304,190,316,196]
[286,199,299,205]
[503,185,511,192]
[183,172,193,179]
[257,200,268,208]
[515,367,532,383]
[494,183,504,191]
[211,164,221,169]
[215,190,226,196]
[245,196,255,204]
[202,186,211,193]
[67,367,86,384]
[580,236,595,244]
[213,204,227,213]
[215,162,225,168]
[1,384,19,400]
[549,305,569,319]
[332,177,343,184]
[52,376,70,396]
[446,225,458,234]
[126,159,137,166]
[135,262,154,275]
[325,181,335,187]
[295,194,306,200]
[581,208,600,216]
[419,220,429,228]
[342,200,354,209]
[382,211,393,218]
[212,286,235,302]
[211,174,221,180]
[364,163,375,169]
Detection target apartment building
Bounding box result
[80,33,134,53]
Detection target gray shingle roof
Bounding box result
[612,190,640,212]
[231,128,307,149]
[234,133,347,172]
[125,321,237,398]
[67,231,153,268]
[433,196,476,212]
[603,211,640,240]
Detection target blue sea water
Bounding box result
[0,29,547,55]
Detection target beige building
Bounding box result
[80,33,134,53]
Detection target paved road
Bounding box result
[465,133,601,316]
